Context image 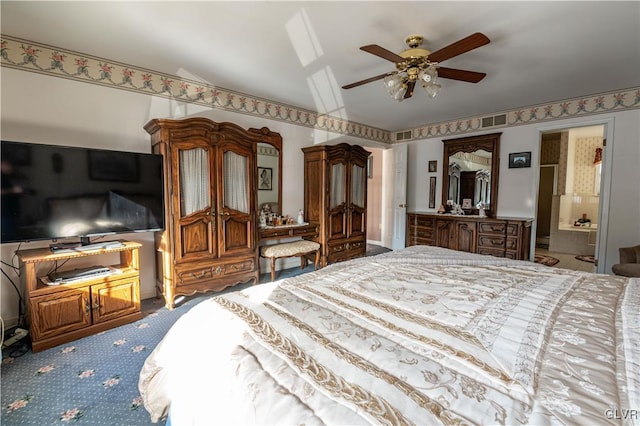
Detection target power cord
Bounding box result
[0,316,5,348]
[1,267,25,328]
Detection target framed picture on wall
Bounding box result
[429,176,436,208]
[428,160,437,173]
[258,167,272,190]
[508,152,531,168]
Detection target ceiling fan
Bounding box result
[342,32,490,101]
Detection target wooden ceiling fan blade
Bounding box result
[360,44,405,63]
[342,72,391,90]
[404,81,416,99]
[428,32,490,63]
[437,67,486,83]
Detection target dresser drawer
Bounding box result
[478,222,507,235]
[478,235,506,248]
[477,247,506,258]
[410,226,435,241]
[414,215,435,228]
[176,258,254,287]
[327,239,365,262]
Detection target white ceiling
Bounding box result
[2,1,639,131]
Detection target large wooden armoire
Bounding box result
[302,143,370,266]
[145,118,282,309]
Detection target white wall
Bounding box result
[406,110,640,273]
[1,67,364,325]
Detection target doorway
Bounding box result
[535,125,605,272]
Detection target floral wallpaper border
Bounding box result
[408,87,640,140]
[0,35,389,144]
[1,35,639,144]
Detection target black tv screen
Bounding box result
[1,141,165,244]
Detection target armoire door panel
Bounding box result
[349,208,366,237]
[328,210,347,240]
[218,139,255,256]
[178,217,215,260]
[220,217,252,254]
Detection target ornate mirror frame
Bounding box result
[442,132,501,216]
[252,127,282,214]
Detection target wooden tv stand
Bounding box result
[16,240,142,352]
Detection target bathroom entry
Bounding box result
[536,125,605,271]
[536,164,557,248]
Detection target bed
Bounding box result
[139,245,639,425]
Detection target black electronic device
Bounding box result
[1,141,165,244]
[48,265,111,283]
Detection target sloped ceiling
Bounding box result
[2,1,639,131]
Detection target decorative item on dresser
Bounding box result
[406,212,533,260]
[302,143,370,266]
[145,118,282,309]
[16,241,141,352]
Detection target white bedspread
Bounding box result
[139,246,639,425]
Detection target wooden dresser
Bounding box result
[406,212,533,260]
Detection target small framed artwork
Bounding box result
[428,160,437,173]
[258,167,273,190]
[462,198,473,209]
[428,176,436,209]
[508,151,531,168]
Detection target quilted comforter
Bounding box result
[139,245,639,425]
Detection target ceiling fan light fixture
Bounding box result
[384,74,407,101]
[343,32,489,102]
[423,82,441,99]
[421,65,438,84]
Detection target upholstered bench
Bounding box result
[260,240,320,282]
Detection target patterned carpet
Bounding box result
[575,255,596,263]
[534,254,560,266]
[1,244,392,425]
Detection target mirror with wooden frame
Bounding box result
[442,133,501,216]
[256,138,282,215]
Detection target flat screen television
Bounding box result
[1,141,165,245]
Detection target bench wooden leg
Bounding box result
[270,257,276,282]
[313,249,320,270]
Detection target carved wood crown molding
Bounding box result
[1,35,639,143]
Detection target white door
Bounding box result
[383,144,408,250]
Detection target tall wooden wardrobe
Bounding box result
[145,118,282,309]
[302,143,370,266]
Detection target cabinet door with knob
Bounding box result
[172,140,218,264]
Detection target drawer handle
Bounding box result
[490,239,503,246]
[490,226,504,232]
[190,270,209,279]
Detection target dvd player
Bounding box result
[48,266,111,283]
